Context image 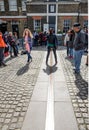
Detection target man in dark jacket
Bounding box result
[46,29,58,65]
[73,23,85,74]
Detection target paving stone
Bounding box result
[2,125,8,130]
[4,118,11,124]
[79,124,87,130]
[58,47,88,129]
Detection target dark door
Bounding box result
[49,16,56,32]
[12,24,19,38]
[0,23,7,34]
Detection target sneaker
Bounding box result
[55,61,58,65]
[74,70,80,74]
[85,63,88,66]
[2,62,7,67]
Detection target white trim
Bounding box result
[0,16,27,18]
[55,3,58,34]
[47,4,48,23]
[27,13,88,17]
[27,2,80,5]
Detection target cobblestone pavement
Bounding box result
[58,46,88,130]
[0,47,45,130]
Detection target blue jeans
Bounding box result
[69,48,73,57]
[26,51,32,62]
[73,49,84,72]
[0,47,4,64]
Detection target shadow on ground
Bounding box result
[17,63,30,76]
[74,74,88,100]
[43,64,58,75]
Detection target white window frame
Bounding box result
[63,19,71,33]
[8,0,17,11]
[50,5,55,13]
[22,0,26,11]
[0,0,5,11]
[34,20,41,31]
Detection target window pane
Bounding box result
[34,20,41,31]
[63,19,71,33]
[84,20,88,28]
[22,0,26,11]
[0,0,5,11]
[9,0,17,11]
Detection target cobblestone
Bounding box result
[58,46,88,130]
[0,47,44,130]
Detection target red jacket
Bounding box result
[0,35,6,48]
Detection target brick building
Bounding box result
[0,0,27,37]
[26,0,88,34]
[0,0,88,37]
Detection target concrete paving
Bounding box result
[22,51,79,130]
[0,46,88,130]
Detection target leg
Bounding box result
[74,50,84,73]
[26,51,32,62]
[66,42,69,56]
[46,47,51,65]
[86,55,88,66]
[0,48,7,66]
[53,48,57,64]
[13,46,18,56]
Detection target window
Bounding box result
[63,19,71,33]
[84,20,88,28]
[0,0,5,11]
[49,5,56,13]
[9,0,17,11]
[34,20,41,31]
[22,0,26,11]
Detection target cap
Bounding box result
[73,23,81,27]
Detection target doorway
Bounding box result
[12,24,19,38]
[48,16,56,32]
[0,23,7,34]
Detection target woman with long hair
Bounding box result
[23,28,33,62]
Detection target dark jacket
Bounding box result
[8,36,15,46]
[47,34,58,48]
[73,30,85,50]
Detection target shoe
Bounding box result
[2,62,7,67]
[55,61,58,65]
[30,58,32,62]
[85,63,88,66]
[27,59,29,62]
[74,70,80,74]
[46,61,48,65]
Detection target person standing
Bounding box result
[23,28,33,62]
[8,32,18,57]
[68,29,75,59]
[73,23,85,74]
[0,32,7,67]
[64,30,71,57]
[13,32,19,54]
[46,29,58,65]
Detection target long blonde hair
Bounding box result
[23,28,33,38]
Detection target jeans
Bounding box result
[69,48,73,57]
[46,46,57,64]
[66,42,69,56]
[0,47,4,64]
[73,49,84,72]
[26,51,32,62]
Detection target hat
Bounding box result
[73,23,81,27]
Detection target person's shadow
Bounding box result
[74,73,88,100]
[17,63,30,76]
[43,64,58,75]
